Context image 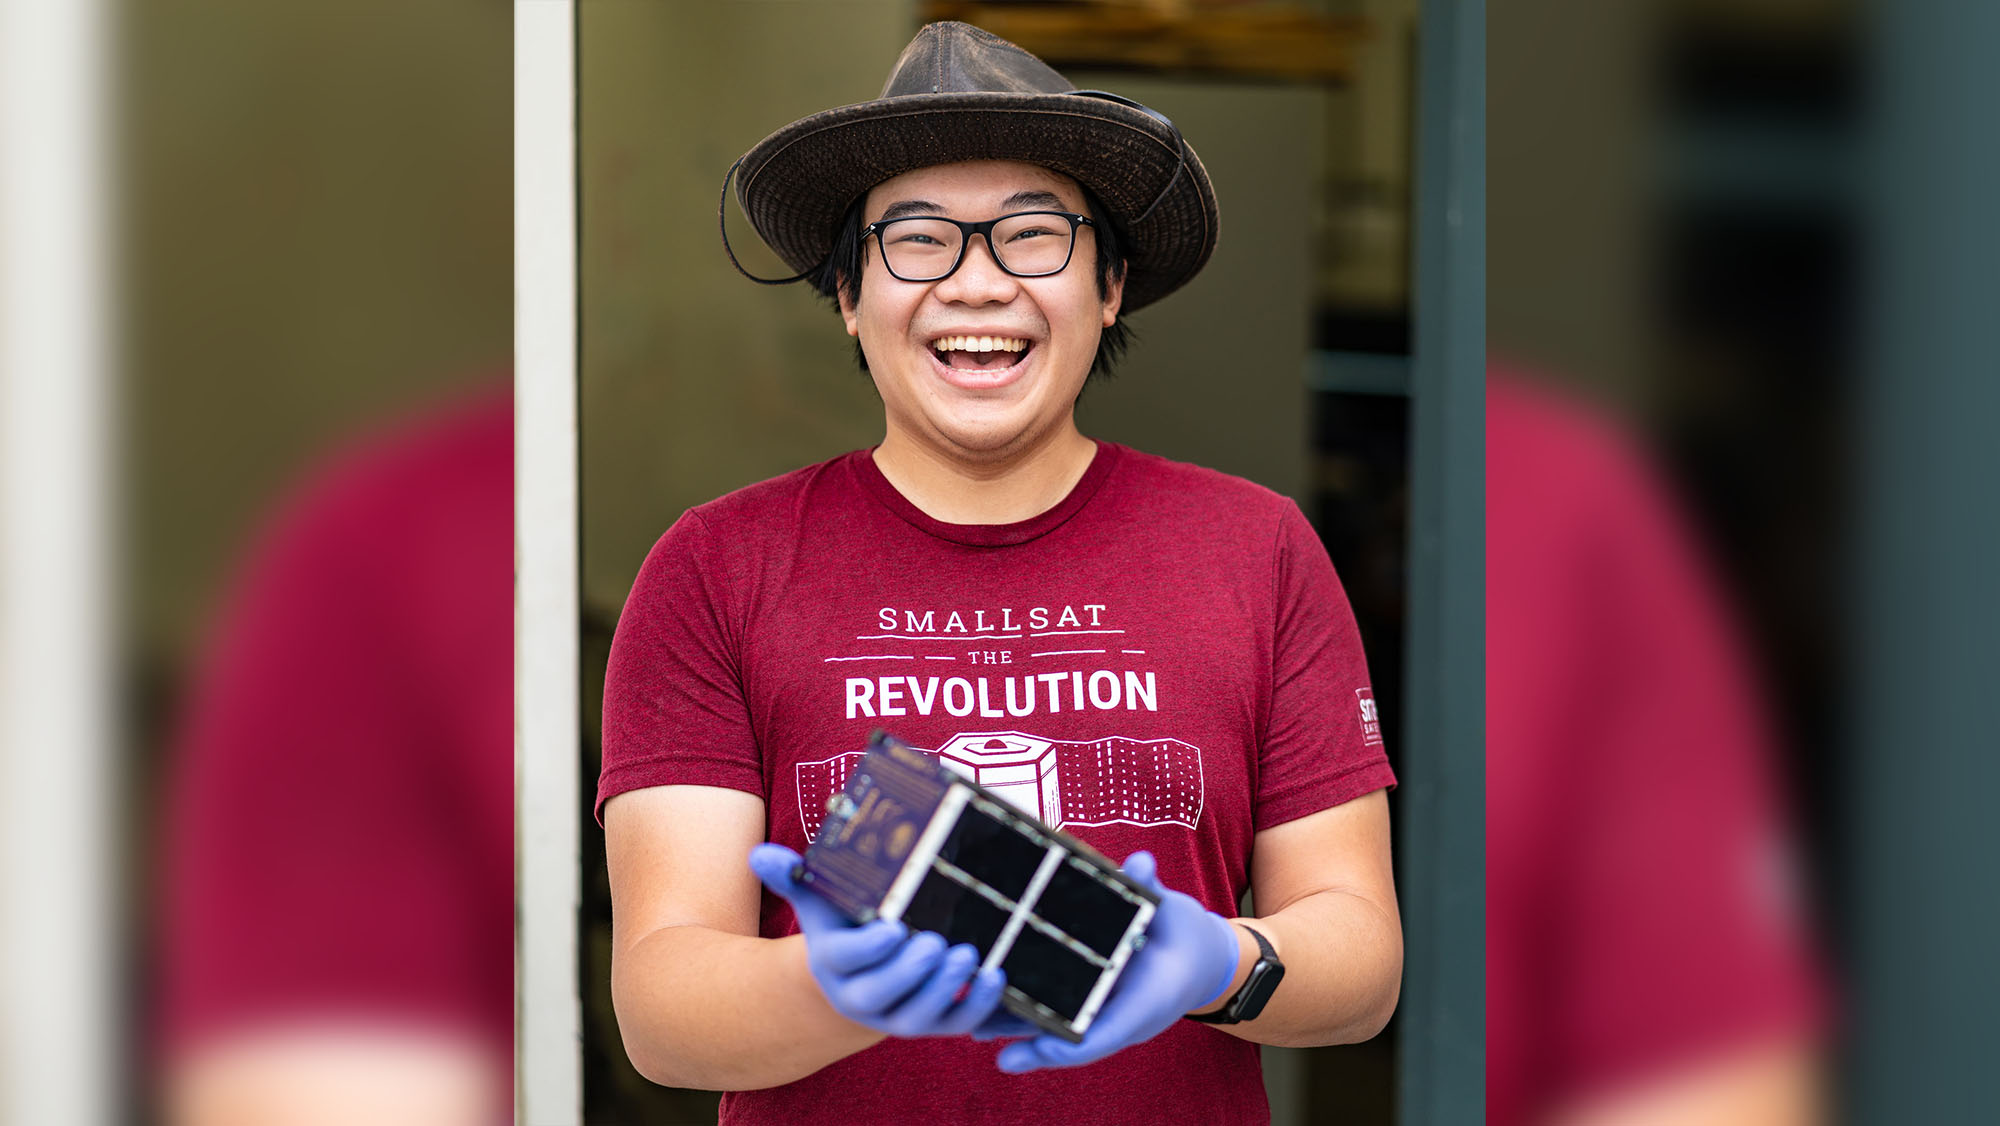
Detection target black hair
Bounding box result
[807,180,1134,381]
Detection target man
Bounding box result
[157,387,513,1125]
[599,23,1399,1124]
[1486,368,1825,1126]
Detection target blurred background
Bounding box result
[576,1,1452,1122]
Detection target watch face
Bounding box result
[1235,959,1286,1020]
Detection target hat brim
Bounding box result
[735,92,1218,314]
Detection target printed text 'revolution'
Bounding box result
[845,671,1158,720]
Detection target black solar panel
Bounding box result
[935,802,1047,899]
[799,733,1160,1041]
[1033,858,1143,959]
[901,868,1012,951]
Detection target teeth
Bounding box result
[932,335,1027,353]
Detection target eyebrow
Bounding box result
[873,189,1076,223]
[1001,189,1070,212]
[875,198,944,222]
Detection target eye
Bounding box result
[1005,225,1059,242]
[890,232,944,246]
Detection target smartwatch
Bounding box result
[1186,923,1284,1025]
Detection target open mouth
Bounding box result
[931,334,1032,372]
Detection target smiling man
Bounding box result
[598,22,1400,1125]
[839,161,1118,522]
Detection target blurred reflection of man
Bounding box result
[156,389,512,1126]
[598,22,1399,1124]
[1487,368,1826,1126]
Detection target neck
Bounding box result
[873,421,1098,525]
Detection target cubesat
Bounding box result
[797,733,1159,1041]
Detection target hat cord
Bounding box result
[1130,135,1187,226]
[718,154,823,285]
[1070,89,1189,227]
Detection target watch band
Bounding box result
[1186,923,1283,1025]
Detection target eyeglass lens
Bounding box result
[878,213,1076,280]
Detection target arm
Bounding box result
[605,784,880,1090]
[609,783,1006,1089]
[165,1027,497,1126]
[1205,788,1401,1046]
[1548,1043,1822,1126]
[1203,498,1401,1046]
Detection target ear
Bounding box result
[1101,261,1126,328]
[836,276,861,338]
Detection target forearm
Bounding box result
[164,1026,501,1126]
[612,924,883,1090]
[1199,887,1403,1047]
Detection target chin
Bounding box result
[934,420,1031,455]
[912,401,1051,453]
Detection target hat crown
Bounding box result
[880,21,1076,99]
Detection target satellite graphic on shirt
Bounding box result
[797,731,1205,841]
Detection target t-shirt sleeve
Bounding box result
[597,510,764,821]
[1254,500,1398,829]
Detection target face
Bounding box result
[839,160,1123,461]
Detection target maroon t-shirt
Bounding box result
[155,390,513,1078]
[600,440,1394,1125]
[1487,374,1824,1125]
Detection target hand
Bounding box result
[749,843,1009,1038]
[989,851,1241,1073]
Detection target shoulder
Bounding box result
[630,450,864,586]
[1488,370,1656,521]
[1487,369,1695,573]
[1103,443,1306,540]
[273,384,509,547]
[679,450,863,535]
[1107,443,1299,512]
[225,385,511,605]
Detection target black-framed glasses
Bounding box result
[862,210,1096,283]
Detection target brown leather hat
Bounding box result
[731,21,1219,314]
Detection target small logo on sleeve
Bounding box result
[1356,688,1383,747]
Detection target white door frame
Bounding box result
[514,1,582,1122]
[0,0,116,1122]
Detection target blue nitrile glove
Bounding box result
[750,843,1009,1038]
[985,850,1242,1073]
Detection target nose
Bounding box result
[931,233,1020,305]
